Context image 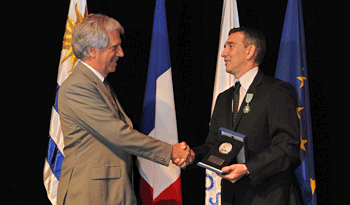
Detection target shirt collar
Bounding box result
[234,67,259,91]
[79,60,105,82]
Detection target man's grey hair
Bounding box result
[72,14,124,59]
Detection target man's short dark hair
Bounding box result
[229,27,266,65]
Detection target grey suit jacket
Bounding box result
[57,62,172,205]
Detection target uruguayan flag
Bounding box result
[43,1,87,204]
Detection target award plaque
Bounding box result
[197,127,247,175]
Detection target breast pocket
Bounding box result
[91,166,121,180]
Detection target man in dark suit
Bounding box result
[178,27,301,204]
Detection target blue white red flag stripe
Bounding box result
[137,0,182,204]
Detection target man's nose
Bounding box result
[221,49,226,58]
[221,47,227,58]
[117,47,124,57]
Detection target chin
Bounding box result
[109,66,117,73]
[225,67,233,74]
[226,66,238,75]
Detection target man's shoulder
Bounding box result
[261,74,284,86]
[219,86,234,96]
[217,72,294,94]
[261,74,295,91]
[60,71,82,91]
[62,66,96,86]
[58,68,98,103]
[60,62,101,90]
[260,75,298,101]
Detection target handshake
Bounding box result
[171,142,195,169]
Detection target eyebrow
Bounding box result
[224,41,235,48]
[111,42,122,47]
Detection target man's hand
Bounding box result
[218,164,249,184]
[171,142,195,169]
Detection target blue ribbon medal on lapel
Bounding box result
[243,93,253,114]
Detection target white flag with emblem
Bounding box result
[206,0,239,204]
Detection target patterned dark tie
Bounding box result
[103,79,111,91]
[103,79,123,119]
[232,81,241,125]
[103,79,116,102]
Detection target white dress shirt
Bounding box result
[233,67,259,111]
[80,60,105,82]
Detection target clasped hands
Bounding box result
[171,142,195,169]
[172,142,248,184]
[171,142,248,184]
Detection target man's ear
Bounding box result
[86,46,97,59]
[246,45,256,61]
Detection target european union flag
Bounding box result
[275,0,317,204]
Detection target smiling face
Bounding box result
[221,31,257,79]
[95,30,124,77]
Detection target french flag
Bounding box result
[137,0,182,204]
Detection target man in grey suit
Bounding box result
[57,14,193,205]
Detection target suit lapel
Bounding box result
[75,62,133,129]
[75,62,117,107]
[105,82,133,129]
[233,70,265,131]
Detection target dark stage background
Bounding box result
[9,0,332,204]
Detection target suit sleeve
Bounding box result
[62,81,172,166]
[245,82,300,186]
